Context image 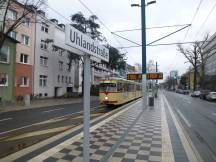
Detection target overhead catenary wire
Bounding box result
[182,0,204,41]
[112,24,191,33]
[169,0,204,74]
[77,0,128,54]
[195,1,216,38]
[117,40,211,49]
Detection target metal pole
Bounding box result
[141,0,147,107]
[83,54,90,162]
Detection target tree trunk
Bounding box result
[200,63,205,90]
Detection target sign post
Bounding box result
[65,25,109,162]
[83,54,90,162]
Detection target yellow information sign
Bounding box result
[147,73,163,79]
[127,73,163,80]
[127,74,142,80]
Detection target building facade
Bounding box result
[6,2,35,97]
[0,36,18,103]
[33,12,83,98]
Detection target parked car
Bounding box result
[199,90,210,100]
[183,90,190,95]
[191,91,201,97]
[176,89,184,94]
[206,92,216,101]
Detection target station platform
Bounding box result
[1,92,201,162]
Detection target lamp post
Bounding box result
[132,0,156,107]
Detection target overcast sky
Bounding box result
[47,0,216,78]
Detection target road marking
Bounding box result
[27,100,142,162]
[176,109,191,128]
[161,95,175,162]
[2,126,74,142]
[0,118,12,122]
[42,108,65,113]
[0,99,141,162]
[0,105,104,136]
[212,113,216,116]
[0,112,78,136]
[163,93,203,162]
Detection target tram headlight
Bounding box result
[105,96,108,100]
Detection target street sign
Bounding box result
[65,24,110,162]
[147,73,163,79]
[65,25,109,62]
[127,74,142,80]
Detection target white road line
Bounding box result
[161,95,175,162]
[42,108,65,113]
[0,99,141,162]
[0,112,78,136]
[212,112,216,116]
[176,109,191,128]
[27,100,142,162]
[0,105,104,136]
[163,94,202,162]
[0,118,12,122]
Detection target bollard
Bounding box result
[24,94,30,106]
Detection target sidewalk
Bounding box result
[0,96,99,113]
[20,92,200,162]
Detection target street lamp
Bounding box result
[131,0,156,107]
[131,1,156,7]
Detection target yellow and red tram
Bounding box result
[99,77,142,105]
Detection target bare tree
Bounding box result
[177,44,200,91]
[0,0,46,50]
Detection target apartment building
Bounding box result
[6,2,36,97]
[0,35,19,103]
[33,11,83,98]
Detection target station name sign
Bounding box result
[127,73,163,80]
[65,25,109,62]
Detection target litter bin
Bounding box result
[149,96,154,106]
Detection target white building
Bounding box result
[33,11,83,98]
[202,33,216,76]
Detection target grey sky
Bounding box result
[47,0,216,78]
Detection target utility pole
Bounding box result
[141,0,147,107]
[156,61,158,83]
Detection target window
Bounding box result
[62,76,64,83]
[39,75,47,87]
[59,61,63,70]
[20,77,29,87]
[21,35,30,45]
[67,63,71,71]
[65,76,68,83]
[40,56,48,66]
[20,54,28,64]
[100,83,117,92]
[0,73,8,86]
[40,40,48,50]
[69,77,71,83]
[9,31,17,39]
[22,17,30,27]
[8,9,17,20]
[58,75,60,83]
[0,45,10,63]
[41,23,49,33]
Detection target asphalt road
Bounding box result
[164,91,216,162]
[0,100,100,136]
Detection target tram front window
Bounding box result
[100,83,116,92]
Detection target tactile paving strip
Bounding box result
[43,101,162,162]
